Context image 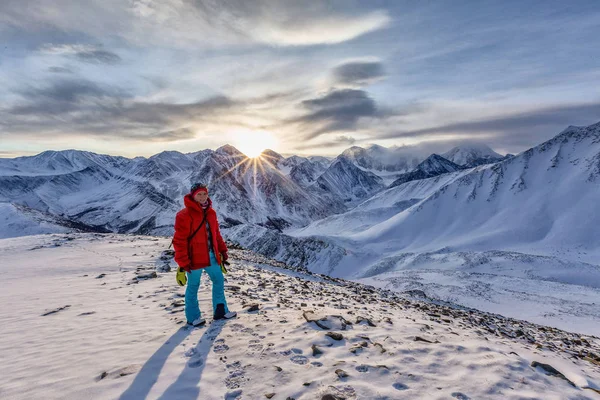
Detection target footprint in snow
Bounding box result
[451,393,471,400]
[213,339,230,354]
[356,365,369,372]
[187,357,203,368]
[248,339,263,352]
[184,348,197,358]
[290,355,308,365]
[225,362,247,390]
[224,389,242,400]
[393,382,409,390]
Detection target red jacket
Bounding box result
[173,195,227,270]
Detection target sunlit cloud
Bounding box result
[1,1,599,158]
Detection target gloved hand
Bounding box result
[176,266,188,286]
[221,252,229,262]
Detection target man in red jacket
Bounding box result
[173,183,236,326]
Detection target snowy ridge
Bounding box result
[1,233,599,400]
[389,154,463,188]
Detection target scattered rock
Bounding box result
[356,316,376,327]
[321,395,344,400]
[531,361,576,387]
[303,311,350,330]
[414,336,438,344]
[171,300,184,308]
[41,305,71,316]
[349,341,369,354]
[373,343,387,353]
[335,369,349,378]
[95,273,106,279]
[78,311,96,316]
[97,364,141,380]
[246,304,260,312]
[135,271,157,280]
[265,393,275,399]
[312,344,323,356]
[326,332,344,341]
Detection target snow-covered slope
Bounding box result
[291,168,473,237]
[0,203,75,238]
[312,156,386,204]
[1,233,599,400]
[289,159,329,188]
[352,122,600,260]
[389,154,463,187]
[442,143,504,167]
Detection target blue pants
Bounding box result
[185,251,230,323]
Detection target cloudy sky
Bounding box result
[1,0,599,158]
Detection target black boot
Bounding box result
[214,303,226,320]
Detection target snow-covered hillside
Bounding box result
[350,122,600,260]
[1,233,598,400]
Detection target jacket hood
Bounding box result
[184,194,213,214]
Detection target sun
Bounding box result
[231,130,279,158]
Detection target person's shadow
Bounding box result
[118,321,225,400]
[158,321,226,399]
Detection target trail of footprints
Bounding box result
[123,248,600,400]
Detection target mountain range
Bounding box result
[2,123,599,282]
[0,141,504,238]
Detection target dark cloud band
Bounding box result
[332,61,386,87]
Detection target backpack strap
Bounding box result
[169,210,208,250]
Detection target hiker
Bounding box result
[173,183,236,326]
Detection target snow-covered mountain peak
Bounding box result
[260,149,284,161]
[553,120,600,143]
[388,154,462,188]
[418,153,463,175]
[340,145,421,173]
[215,144,245,158]
[442,143,503,166]
[148,150,189,162]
